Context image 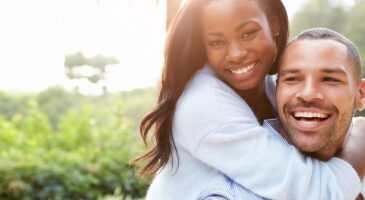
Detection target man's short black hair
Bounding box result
[285,27,363,81]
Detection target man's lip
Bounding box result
[289,107,331,131]
[290,108,331,116]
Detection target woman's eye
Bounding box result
[241,30,258,39]
[209,40,225,46]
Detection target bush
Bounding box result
[0,99,148,199]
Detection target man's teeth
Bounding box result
[294,112,328,119]
[230,64,254,75]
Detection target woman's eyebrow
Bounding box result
[205,21,257,37]
[205,32,224,37]
[235,20,256,32]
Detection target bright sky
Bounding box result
[0,0,166,94]
[0,0,304,94]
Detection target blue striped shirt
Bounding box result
[197,119,289,200]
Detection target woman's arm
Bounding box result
[338,116,365,183]
[175,71,362,200]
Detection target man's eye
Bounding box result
[209,40,225,46]
[323,77,340,83]
[284,77,300,82]
[241,30,258,39]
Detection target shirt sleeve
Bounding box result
[174,73,361,200]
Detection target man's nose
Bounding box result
[295,79,324,102]
[226,42,248,63]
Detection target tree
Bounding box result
[64,52,119,93]
[344,0,365,117]
[166,0,183,30]
[37,86,80,129]
[290,0,365,68]
[151,0,182,30]
[343,0,365,63]
[290,0,348,38]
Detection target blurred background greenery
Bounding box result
[0,87,156,199]
[0,0,364,199]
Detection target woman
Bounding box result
[133,0,365,199]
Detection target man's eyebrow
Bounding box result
[321,68,347,75]
[278,68,300,76]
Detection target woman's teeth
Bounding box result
[230,64,254,75]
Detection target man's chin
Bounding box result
[290,135,324,153]
[296,143,322,154]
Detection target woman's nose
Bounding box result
[226,42,248,63]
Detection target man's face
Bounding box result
[276,39,362,159]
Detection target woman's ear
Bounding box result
[269,16,280,39]
[356,79,365,111]
[268,16,280,75]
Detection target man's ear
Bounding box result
[356,79,365,111]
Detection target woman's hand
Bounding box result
[337,116,365,179]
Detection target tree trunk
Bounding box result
[166,0,182,30]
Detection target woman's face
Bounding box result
[201,0,276,91]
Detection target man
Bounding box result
[197,28,365,199]
[276,28,365,162]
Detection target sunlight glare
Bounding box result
[0,0,166,94]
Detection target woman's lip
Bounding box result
[227,61,258,71]
[227,61,258,78]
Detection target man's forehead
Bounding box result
[279,39,351,72]
[285,39,348,57]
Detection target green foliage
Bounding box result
[344,0,365,65]
[356,110,365,117]
[36,86,81,129]
[0,87,156,199]
[0,91,28,118]
[290,0,348,37]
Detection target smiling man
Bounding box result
[276,28,365,162]
[197,28,365,200]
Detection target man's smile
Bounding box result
[289,108,332,131]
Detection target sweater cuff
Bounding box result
[327,158,361,200]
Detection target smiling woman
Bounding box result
[0,0,166,94]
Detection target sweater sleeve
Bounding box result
[174,71,361,200]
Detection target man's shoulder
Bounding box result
[263,119,289,146]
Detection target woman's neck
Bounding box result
[235,81,275,123]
